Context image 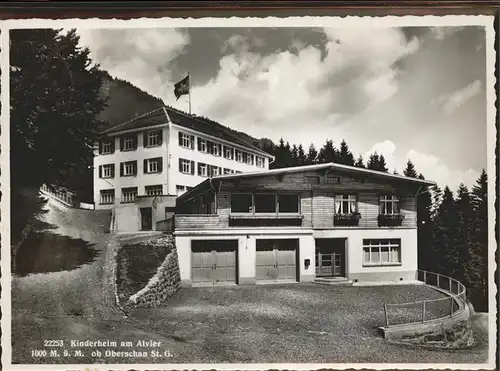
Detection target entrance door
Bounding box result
[315,239,346,277]
[140,207,153,231]
[256,239,298,282]
[191,241,237,285]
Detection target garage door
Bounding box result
[192,240,237,285]
[256,239,298,282]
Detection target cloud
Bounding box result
[405,149,480,191]
[362,141,480,191]
[77,28,190,99]
[434,80,482,114]
[193,27,420,144]
[364,140,397,171]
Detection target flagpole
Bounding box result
[188,72,192,115]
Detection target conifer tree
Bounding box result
[354,155,365,168]
[318,139,338,163]
[468,169,488,311]
[291,144,299,166]
[378,155,388,173]
[403,160,418,178]
[454,184,475,283]
[306,143,318,165]
[338,139,355,166]
[297,144,306,166]
[434,186,460,276]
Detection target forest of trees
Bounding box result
[260,137,489,312]
[10,29,489,313]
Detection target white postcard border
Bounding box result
[1,14,497,371]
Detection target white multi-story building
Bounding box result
[93,106,274,232]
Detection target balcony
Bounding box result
[229,213,303,227]
[175,214,222,230]
[334,212,361,227]
[377,213,405,227]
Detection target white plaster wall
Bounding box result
[239,236,256,281]
[167,125,272,195]
[299,235,316,281]
[176,236,191,284]
[94,126,170,209]
[115,204,140,231]
[314,228,418,279]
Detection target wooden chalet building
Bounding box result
[174,162,436,286]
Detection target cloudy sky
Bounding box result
[76,25,488,191]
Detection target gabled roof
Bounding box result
[100,106,272,158]
[177,162,436,203]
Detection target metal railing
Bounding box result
[40,184,75,206]
[384,270,467,327]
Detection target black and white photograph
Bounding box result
[1,13,497,370]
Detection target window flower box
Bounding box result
[378,213,405,227]
[334,212,361,226]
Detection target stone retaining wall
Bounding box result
[126,234,181,307]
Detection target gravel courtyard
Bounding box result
[123,284,489,364]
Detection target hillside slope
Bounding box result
[96,71,273,152]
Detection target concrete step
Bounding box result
[314,277,353,286]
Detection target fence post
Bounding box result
[423,270,427,284]
[450,297,453,317]
[422,300,426,323]
[384,304,389,327]
[449,277,452,293]
[437,273,440,288]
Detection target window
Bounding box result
[145,185,163,196]
[279,194,300,213]
[363,239,401,265]
[379,195,400,215]
[223,168,234,175]
[99,164,115,179]
[326,175,341,184]
[100,189,115,204]
[120,161,137,177]
[144,157,162,174]
[235,149,243,162]
[209,165,221,177]
[121,134,137,151]
[144,130,162,147]
[305,176,320,184]
[179,158,195,175]
[245,153,254,165]
[186,186,193,191]
[335,194,357,214]
[256,156,265,168]
[224,146,234,160]
[198,138,207,153]
[121,187,137,203]
[231,194,253,213]
[179,132,194,149]
[176,185,186,195]
[100,140,114,155]
[254,194,276,213]
[198,163,208,177]
[208,141,221,156]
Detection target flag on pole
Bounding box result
[174,75,190,100]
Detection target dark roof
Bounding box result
[177,162,436,204]
[101,108,166,134]
[165,107,271,157]
[101,106,272,158]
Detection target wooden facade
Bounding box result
[176,169,421,231]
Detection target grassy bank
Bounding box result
[116,239,170,303]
